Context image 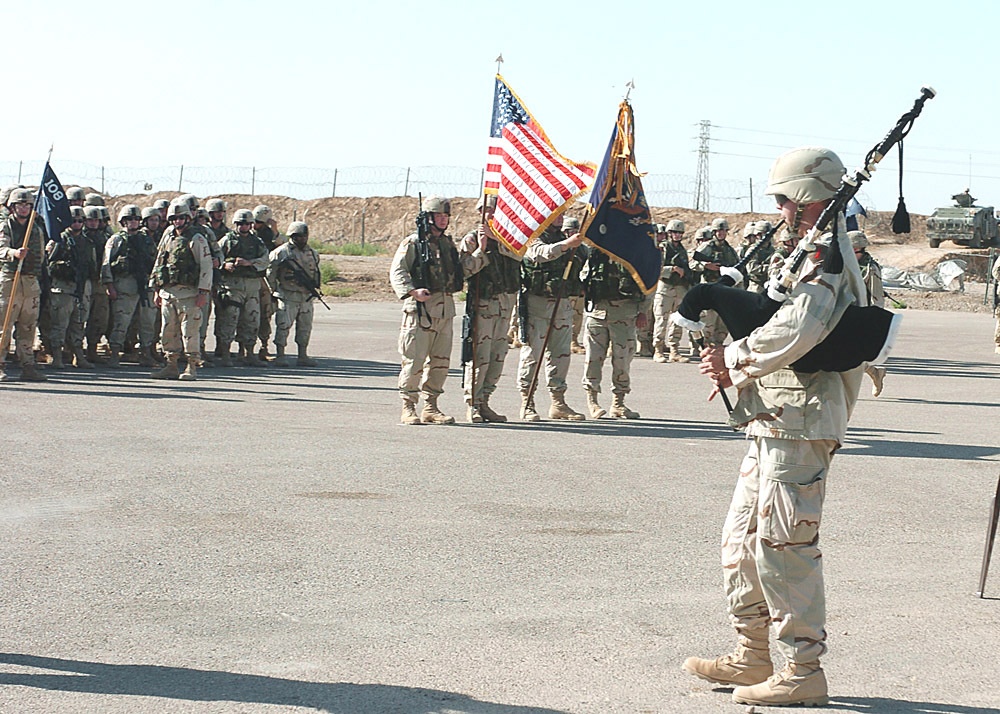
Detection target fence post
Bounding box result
[101,166,105,194]
[251,166,256,196]
[332,168,337,198]
[361,205,366,248]
[178,165,184,192]
[403,167,410,197]
[17,160,21,183]
[749,177,753,213]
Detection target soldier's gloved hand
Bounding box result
[410,288,432,302]
[195,290,209,309]
[636,311,648,330]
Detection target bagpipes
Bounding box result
[672,86,935,374]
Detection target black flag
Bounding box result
[34,162,73,240]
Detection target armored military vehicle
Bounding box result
[926,190,998,248]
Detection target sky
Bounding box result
[2,0,998,215]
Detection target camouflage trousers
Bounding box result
[0,274,40,365]
[994,308,1000,348]
[109,290,157,350]
[722,436,834,664]
[518,293,573,393]
[216,278,262,347]
[635,296,654,349]
[86,284,110,350]
[463,293,515,406]
[398,310,452,402]
[159,289,203,359]
[48,286,92,351]
[199,297,213,355]
[274,296,313,349]
[569,295,584,345]
[258,281,275,347]
[652,283,690,352]
[582,300,638,395]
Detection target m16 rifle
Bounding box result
[412,194,434,327]
[285,257,331,310]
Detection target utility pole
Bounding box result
[693,120,711,211]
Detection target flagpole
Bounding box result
[525,257,575,405]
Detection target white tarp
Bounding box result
[882,259,967,292]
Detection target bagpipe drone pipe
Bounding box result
[672,86,935,374]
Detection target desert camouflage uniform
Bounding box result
[85,225,111,357]
[581,250,649,406]
[517,226,586,395]
[268,241,322,357]
[460,229,520,413]
[738,234,775,294]
[390,230,486,405]
[690,236,739,346]
[217,229,268,353]
[197,224,222,359]
[721,224,867,666]
[255,223,281,353]
[103,229,156,355]
[151,224,213,362]
[653,237,693,358]
[45,227,95,358]
[0,214,46,371]
[857,249,887,391]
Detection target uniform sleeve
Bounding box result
[456,234,488,277]
[192,235,213,291]
[101,236,118,284]
[0,224,13,262]
[389,237,417,300]
[523,239,565,263]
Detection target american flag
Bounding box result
[484,75,595,256]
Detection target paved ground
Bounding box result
[1,304,998,714]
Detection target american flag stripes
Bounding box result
[484,75,595,256]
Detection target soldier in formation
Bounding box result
[851,230,887,396]
[737,220,775,294]
[268,221,323,368]
[102,204,157,368]
[217,209,269,367]
[689,217,738,346]
[652,219,693,363]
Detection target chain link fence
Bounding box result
[0,159,782,213]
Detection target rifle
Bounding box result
[884,289,907,310]
[285,257,331,310]
[412,194,434,327]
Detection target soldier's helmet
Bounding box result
[7,187,33,207]
[287,221,309,237]
[152,199,171,212]
[232,209,254,224]
[205,198,226,213]
[165,202,192,219]
[97,206,110,220]
[655,223,667,234]
[765,146,845,205]
[70,206,86,221]
[141,206,161,220]
[84,193,106,206]
[848,230,869,249]
[252,204,272,223]
[178,193,199,210]
[475,194,498,211]
[562,216,581,232]
[195,207,210,221]
[755,220,773,235]
[742,222,756,239]
[118,204,142,223]
[665,219,686,233]
[83,205,103,221]
[66,187,86,202]
[423,196,451,215]
[711,217,729,232]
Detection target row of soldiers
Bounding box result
[389,199,888,425]
[0,187,324,382]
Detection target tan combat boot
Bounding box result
[137,346,156,368]
[610,393,640,419]
[152,354,180,380]
[479,397,507,423]
[273,345,289,367]
[20,362,48,382]
[401,400,422,425]
[732,661,828,707]
[570,339,585,355]
[682,630,773,687]
[585,389,607,419]
[868,365,886,397]
[468,404,485,423]
[106,347,121,369]
[520,391,541,422]
[653,349,668,363]
[668,347,685,362]
[549,390,585,421]
[243,344,264,367]
[179,355,199,381]
[421,395,455,424]
[73,347,93,369]
[296,346,318,367]
[50,349,65,369]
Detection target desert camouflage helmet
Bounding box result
[118,204,142,222]
[562,216,581,232]
[176,194,199,212]
[765,146,845,205]
[423,196,451,215]
[66,187,86,201]
[848,230,869,249]
[755,220,773,235]
[475,194,498,211]
[711,217,729,232]
[83,205,103,220]
[165,202,191,219]
[69,205,86,221]
[205,198,226,213]
[140,206,161,220]
[655,223,667,233]
[665,219,685,233]
[97,206,110,220]
[84,193,106,206]
[152,199,170,211]
[695,225,712,242]
[742,222,756,238]
[7,187,33,206]
[287,221,309,237]
[252,204,272,222]
[232,209,254,224]
[0,185,21,206]
[195,207,210,221]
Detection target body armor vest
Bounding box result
[467,239,519,299]
[660,240,691,286]
[222,231,267,278]
[410,234,463,293]
[2,217,44,276]
[152,227,200,288]
[586,250,642,302]
[522,230,584,298]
